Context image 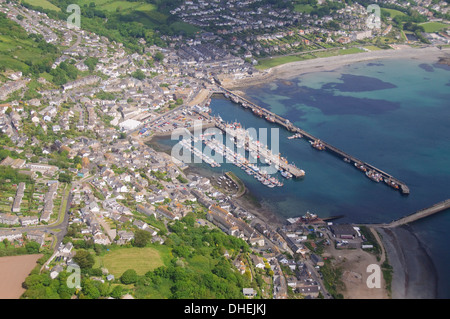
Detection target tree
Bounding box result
[84,57,99,72]
[0,149,10,161]
[73,250,95,270]
[133,229,151,247]
[110,285,124,299]
[81,280,100,299]
[153,51,164,63]
[25,241,41,254]
[120,269,138,285]
[131,69,146,80]
[58,173,72,183]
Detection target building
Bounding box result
[119,119,142,131]
[27,230,46,246]
[243,288,257,298]
[156,206,178,220]
[329,224,358,239]
[12,182,25,213]
[310,254,324,267]
[0,213,19,226]
[20,216,39,226]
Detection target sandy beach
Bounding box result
[225,46,450,89]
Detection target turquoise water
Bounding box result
[163,58,450,297]
[218,58,450,298]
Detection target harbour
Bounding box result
[213,86,410,195]
[175,116,305,188]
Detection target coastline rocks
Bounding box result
[437,56,450,66]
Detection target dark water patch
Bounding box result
[446,81,450,87]
[321,74,397,92]
[367,62,384,67]
[433,62,450,71]
[419,63,434,72]
[291,85,401,115]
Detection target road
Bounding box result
[18,183,73,249]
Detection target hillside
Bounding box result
[0,12,58,76]
[18,0,199,50]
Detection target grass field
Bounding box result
[419,21,449,33]
[170,21,201,36]
[95,246,167,277]
[96,0,156,13]
[21,0,61,11]
[255,47,367,70]
[0,30,53,73]
[294,4,314,14]
[255,53,315,70]
[364,45,383,51]
[381,8,406,18]
[314,47,365,58]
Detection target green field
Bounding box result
[99,1,152,12]
[313,47,365,58]
[255,53,315,70]
[381,8,406,18]
[419,21,449,33]
[21,0,61,11]
[294,4,314,14]
[256,47,367,70]
[95,246,167,277]
[170,21,201,36]
[364,45,383,51]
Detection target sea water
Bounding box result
[218,58,450,298]
[160,58,450,297]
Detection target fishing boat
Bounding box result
[310,139,325,150]
[366,170,382,182]
[288,133,302,139]
[281,170,293,179]
[265,115,276,122]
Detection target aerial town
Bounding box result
[0,0,449,300]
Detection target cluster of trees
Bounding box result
[0,13,59,75]
[310,1,345,18]
[21,207,265,299]
[50,61,79,86]
[0,239,41,257]
[84,57,99,72]
[131,69,146,80]
[129,214,257,298]
[0,166,33,184]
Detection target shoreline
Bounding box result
[225,46,450,89]
[183,165,286,227]
[149,48,448,298]
[219,46,447,299]
[150,133,440,299]
[145,135,285,227]
[377,225,438,299]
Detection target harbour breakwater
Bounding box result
[212,86,410,195]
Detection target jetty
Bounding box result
[214,120,306,179]
[377,199,450,228]
[215,86,410,195]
